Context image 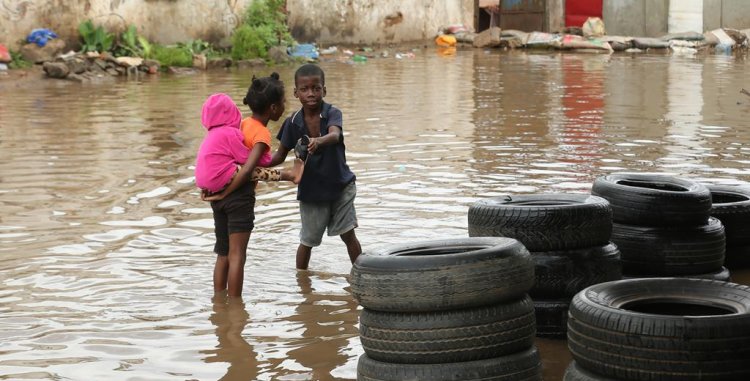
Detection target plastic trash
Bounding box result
[0,63,8,71]
[352,55,367,62]
[0,44,10,63]
[715,43,733,54]
[319,46,338,55]
[435,34,457,47]
[26,28,58,47]
[287,44,319,60]
[343,49,354,56]
[582,17,606,38]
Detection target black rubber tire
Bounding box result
[591,173,711,227]
[533,299,569,339]
[357,347,543,381]
[623,266,731,282]
[530,243,622,299]
[726,245,750,269]
[612,218,725,276]
[567,278,750,381]
[350,237,535,312]
[707,184,750,247]
[468,193,612,251]
[359,296,535,364]
[564,361,622,381]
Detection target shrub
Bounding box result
[151,44,193,67]
[8,50,31,69]
[78,19,115,53]
[231,24,275,60]
[244,0,294,47]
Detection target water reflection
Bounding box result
[283,272,359,381]
[204,294,259,381]
[1,49,750,381]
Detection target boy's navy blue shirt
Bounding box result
[277,102,355,202]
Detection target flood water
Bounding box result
[1,49,750,381]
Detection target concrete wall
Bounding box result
[604,0,750,37]
[704,0,750,31]
[0,0,252,49]
[603,0,669,37]
[547,0,565,32]
[286,0,474,45]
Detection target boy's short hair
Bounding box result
[295,64,325,86]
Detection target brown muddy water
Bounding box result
[1,49,750,381]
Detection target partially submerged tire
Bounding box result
[530,243,622,299]
[592,173,711,226]
[623,266,731,282]
[611,218,725,276]
[350,237,534,312]
[468,194,612,251]
[357,347,543,381]
[533,299,569,339]
[708,184,750,247]
[564,361,620,381]
[359,296,536,364]
[567,278,750,381]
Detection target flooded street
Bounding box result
[2,49,750,380]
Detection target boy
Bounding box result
[269,64,361,270]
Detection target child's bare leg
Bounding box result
[280,159,305,184]
[296,243,313,270]
[214,255,229,292]
[227,231,249,297]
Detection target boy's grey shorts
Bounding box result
[299,181,358,247]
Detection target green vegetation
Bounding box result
[8,50,31,69]
[231,0,294,60]
[78,20,115,53]
[177,39,218,57]
[231,25,274,60]
[114,25,152,58]
[151,44,193,67]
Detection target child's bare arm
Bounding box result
[308,126,342,154]
[269,144,291,167]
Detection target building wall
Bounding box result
[286,0,474,45]
[603,0,669,37]
[0,0,253,49]
[1,0,474,50]
[604,0,750,37]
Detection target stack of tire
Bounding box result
[350,237,543,381]
[705,184,750,269]
[564,278,750,380]
[467,194,622,339]
[591,173,729,281]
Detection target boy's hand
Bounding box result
[308,137,319,154]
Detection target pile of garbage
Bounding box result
[440,17,750,55]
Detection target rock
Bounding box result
[43,61,70,78]
[66,73,87,83]
[21,39,66,63]
[141,59,160,74]
[115,56,143,67]
[94,59,108,70]
[473,27,503,48]
[236,58,266,69]
[168,67,198,75]
[64,57,88,74]
[207,57,232,69]
[268,46,291,63]
[106,67,119,76]
[193,54,207,70]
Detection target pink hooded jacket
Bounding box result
[195,93,249,193]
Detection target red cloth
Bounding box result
[565,0,602,27]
